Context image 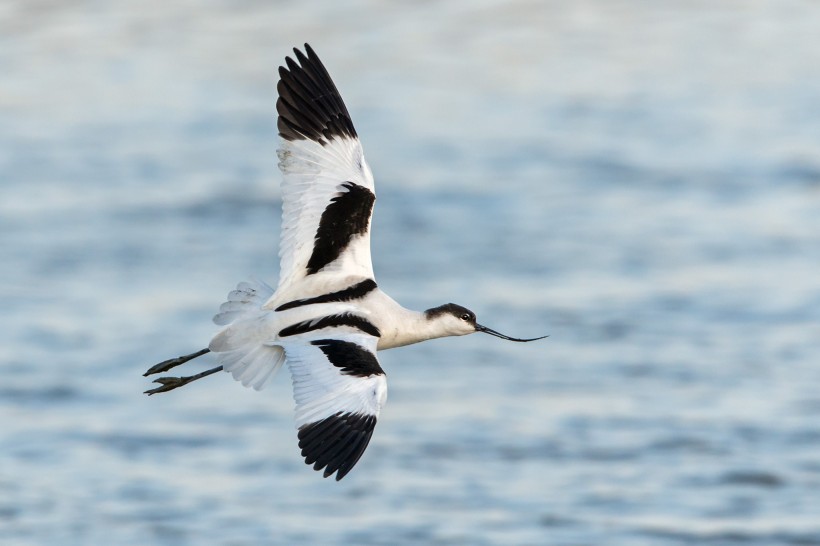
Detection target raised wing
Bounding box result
[281,332,387,480]
[276,44,377,293]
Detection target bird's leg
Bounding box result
[144,365,224,396]
[144,348,211,376]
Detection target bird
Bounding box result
[144,43,546,481]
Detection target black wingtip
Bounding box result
[276,44,357,144]
[297,412,377,481]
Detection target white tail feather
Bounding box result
[210,278,283,390]
[218,344,285,391]
[213,278,275,326]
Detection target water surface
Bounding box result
[2,1,820,544]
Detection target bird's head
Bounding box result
[423,303,548,342]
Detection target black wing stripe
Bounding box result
[278,313,381,338]
[311,339,384,377]
[298,412,377,481]
[306,182,375,275]
[275,279,377,312]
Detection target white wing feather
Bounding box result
[276,136,375,292]
[281,333,387,428]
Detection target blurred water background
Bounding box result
[2,1,820,544]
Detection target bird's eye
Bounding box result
[460,313,472,321]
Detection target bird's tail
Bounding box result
[210,278,284,390]
[212,277,275,326]
[211,340,285,391]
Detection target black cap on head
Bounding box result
[424,303,476,323]
[425,303,547,342]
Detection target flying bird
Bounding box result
[144,44,546,481]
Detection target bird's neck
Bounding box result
[375,304,443,350]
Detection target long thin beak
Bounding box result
[475,324,548,342]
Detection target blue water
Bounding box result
[2,2,820,545]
